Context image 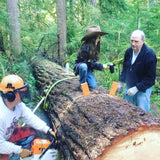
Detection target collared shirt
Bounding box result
[131,51,139,65]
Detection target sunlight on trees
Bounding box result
[0,0,159,103]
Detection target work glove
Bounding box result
[127,86,138,96]
[117,81,124,93]
[19,148,32,158]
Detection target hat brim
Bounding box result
[81,31,108,41]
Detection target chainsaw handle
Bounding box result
[39,138,55,160]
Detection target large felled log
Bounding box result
[31,57,160,160]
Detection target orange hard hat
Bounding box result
[0,74,26,92]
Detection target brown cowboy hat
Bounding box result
[81,25,108,41]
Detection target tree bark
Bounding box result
[31,57,160,160]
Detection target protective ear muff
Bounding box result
[3,91,16,102]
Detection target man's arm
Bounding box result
[21,103,50,133]
[0,134,22,154]
[119,50,129,83]
[136,53,157,92]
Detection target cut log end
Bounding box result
[96,125,160,160]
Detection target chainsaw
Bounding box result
[21,137,57,160]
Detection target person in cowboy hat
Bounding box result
[73,25,109,89]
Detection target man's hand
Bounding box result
[50,130,56,139]
[19,148,32,158]
[127,86,138,96]
[47,128,56,140]
[103,64,109,69]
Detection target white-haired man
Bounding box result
[118,30,157,111]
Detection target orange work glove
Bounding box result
[19,148,32,158]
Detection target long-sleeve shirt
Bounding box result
[0,97,50,154]
[73,45,103,75]
[119,43,157,92]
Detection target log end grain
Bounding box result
[95,125,160,160]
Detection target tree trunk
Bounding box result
[6,0,21,55]
[31,57,160,160]
[0,30,5,53]
[57,0,66,65]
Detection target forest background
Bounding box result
[0,0,159,112]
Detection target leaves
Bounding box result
[0,0,159,108]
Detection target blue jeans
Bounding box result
[79,63,97,88]
[124,86,152,111]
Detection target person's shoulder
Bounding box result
[0,97,7,112]
[0,98,7,120]
[16,102,25,107]
[15,102,28,111]
[125,47,132,55]
[0,96,4,105]
[81,44,88,53]
[143,44,157,60]
[144,44,155,54]
[126,47,132,51]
